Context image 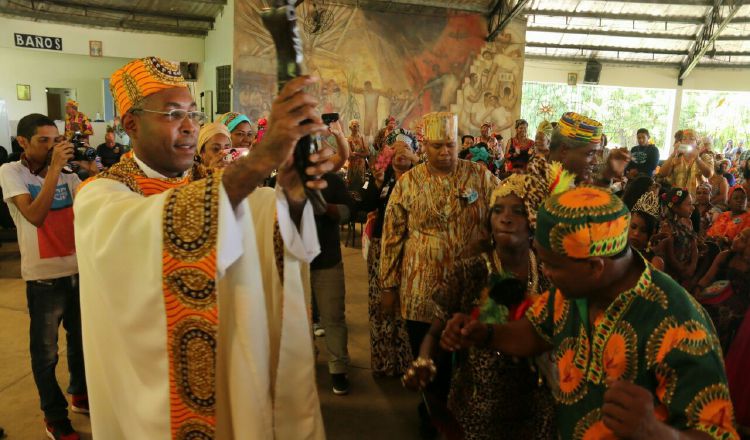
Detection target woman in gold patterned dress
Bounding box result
[346,119,369,189]
[379,112,499,436]
[361,138,418,377]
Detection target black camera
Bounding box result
[322,113,339,125]
[71,132,96,161]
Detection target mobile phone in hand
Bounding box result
[322,113,340,125]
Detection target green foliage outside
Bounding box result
[679,90,750,150]
[521,82,750,157]
[520,81,674,157]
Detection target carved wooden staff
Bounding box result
[261,0,327,214]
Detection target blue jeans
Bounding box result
[26,275,86,421]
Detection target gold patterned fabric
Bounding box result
[110,56,187,115]
[668,153,715,197]
[379,160,499,322]
[422,112,458,143]
[85,156,221,439]
[526,261,739,440]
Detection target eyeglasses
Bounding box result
[131,108,207,125]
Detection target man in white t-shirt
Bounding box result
[0,113,97,440]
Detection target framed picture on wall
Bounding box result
[89,40,102,57]
[16,84,30,101]
[567,73,578,86]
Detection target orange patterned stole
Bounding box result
[83,157,220,439]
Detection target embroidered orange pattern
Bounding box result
[85,157,220,439]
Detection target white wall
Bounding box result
[202,1,234,119]
[523,58,750,92]
[0,16,205,124]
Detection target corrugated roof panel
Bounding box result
[524,0,750,68]
[528,0,706,18]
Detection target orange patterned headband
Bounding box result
[110,56,187,115]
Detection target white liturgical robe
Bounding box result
[74,158,325,440]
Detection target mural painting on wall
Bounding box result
[233,0,526,141]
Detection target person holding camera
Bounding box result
[658,128,714,198]
[0,113,98,440]
[196,121,232,170]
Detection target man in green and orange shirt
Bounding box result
[442,185,738,440]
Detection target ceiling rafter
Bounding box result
[527,8,707,24]
[35,0,215,23]
[324,0,489,15]
[527,24,750,41]
[525,53,750,68]
[527,25,695,40]
[487,0,531,41]
[526,42,688,55]
[679,0,745,81]
[527,41,750,57]
[0,8,210,35]
[585,0,713,5]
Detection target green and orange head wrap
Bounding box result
[558,112,603,144]
[535,186,630,259]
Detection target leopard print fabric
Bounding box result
[449,349,556,440]
[367,238,413,376]
[435,254,556,440]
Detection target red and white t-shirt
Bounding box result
[0,161,80,281]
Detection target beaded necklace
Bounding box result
[490,247,539,296]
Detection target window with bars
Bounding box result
[216,65,231,114]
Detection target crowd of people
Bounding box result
[0,54,749,440]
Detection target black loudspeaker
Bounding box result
[583,59,602,84]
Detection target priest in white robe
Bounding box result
[74,56,330,439]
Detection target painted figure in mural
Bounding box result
[351,81,388,138]
[481,96,513,138]
[389,89,412,123]
[499,84,517,110]
[470,93,493,133]
[422,61,470,112]
[321,79,346,115]
[477,51,495,93]
[441,62,467,110]
[470,93,511,136]
[487,54,521,98]
[460,73,483,126]
[422,64,447,110]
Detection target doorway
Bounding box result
[46,88,76,121]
